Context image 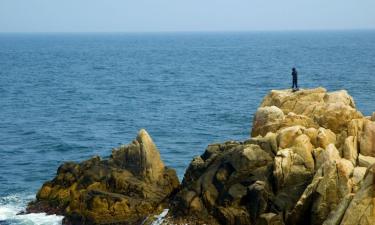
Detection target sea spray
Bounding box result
[151,209,169,225]
[0,194,63,225]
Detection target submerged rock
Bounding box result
[27,129,179,225]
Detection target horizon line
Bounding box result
[0,28,374,34]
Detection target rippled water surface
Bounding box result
[1,31,375,224]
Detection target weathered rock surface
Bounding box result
[27,129,179,225]
[256,88,363,135]
[29,88,374,225]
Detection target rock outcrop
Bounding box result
[170,88,374,225]
[27,129,179,225]
[29,88,374,225]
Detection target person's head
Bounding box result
[292,67,296,71]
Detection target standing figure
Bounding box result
[291,67,298,90]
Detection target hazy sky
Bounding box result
[0,0,374,32]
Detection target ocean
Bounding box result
[0,31,374,224]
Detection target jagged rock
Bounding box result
[276,125,304,149]
[343,136,358,166]
[322,194,354,225]
[339,165,375,225]
[348,118,366,137]
[172,142,274,225]
[359,120,375,157]
[323,90,356,108]
[351,167,367,192]
[27,129,179,225]
[258,213,284,225]
[246,132,278,155]
[273,148,314,212]
[252,106,285,137]
[317,127,336,149]
[28,88,375,225]
[371,112,375,121]
[260,87,327,115]
[358,154,375,167]
[314,144,341,171]
[281,112,319,129]
[285,146,354,225]
[259,88,363,134]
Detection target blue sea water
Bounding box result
[0,31,375,224]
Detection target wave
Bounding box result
[0,194,63,225]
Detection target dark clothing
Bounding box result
[292,70,298,89]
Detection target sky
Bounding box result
[0,0,374,32]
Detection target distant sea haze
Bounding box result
[0,31,374,224]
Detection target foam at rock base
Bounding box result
[0,194,63,225]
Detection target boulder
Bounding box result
[280,112,319,130]
[323,90,356,108]
[273,148,314,212]
[27,129,179,225]
[172,142,274,224]
[339,165,375,225]
[252,106,285,137]
[343,136,358,166]
[258,213,284,225]
[276,126,304,149]
[260,87,327,115]
[359,120,375,157]
[358,154,375,167]
[317,127,336,149]
[351,167,367,192]
[259,88,363,134]
[245,132,278,155]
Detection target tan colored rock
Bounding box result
[259,88,363,134]
[348,118,366,137]
[216,206,251,225]
[351,167,367,192]
[343,136,358,166]
[313,147,325,170]
[292,134,315,171]
[111,129,165,181]
[273,148,314,212]
[28,129,179,225]
[359,120,375,157]
[303,127,319,147]
[317,127,336,149]
[246,132,278,155]
[358,154,375,167]
[326,144,342,162]
[173,142,274,224]
[252,106,285,137]
[280,112,319,129]
[314,102,363,134]
[260,87,327,115]
[371,112,375,121]
[322,193,354,225]
[258,213,284,225]
[323,90,356,108]
[340,166,375,225]
[336,159,354,197]
[277,126,304,149]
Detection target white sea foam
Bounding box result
[0,193,63,225]
[151,208,169,225]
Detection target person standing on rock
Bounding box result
[291,67,299,91]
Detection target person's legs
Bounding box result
[295,78,298,88]
[292,78,297,88]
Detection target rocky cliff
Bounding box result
[28,88,374,225]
